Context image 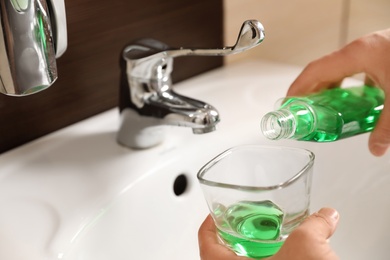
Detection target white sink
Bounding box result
[1,60,389,260]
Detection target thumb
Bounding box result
[268,208,340,260]
[369,94,390,156]
[297,207,339,240]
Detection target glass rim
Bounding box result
[197,144,315,191]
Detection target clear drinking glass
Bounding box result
[197,145,315,259]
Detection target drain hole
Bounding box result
[173,174,188,196]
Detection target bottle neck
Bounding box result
[261,109,296,140]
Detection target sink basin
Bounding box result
[1,60,390,260]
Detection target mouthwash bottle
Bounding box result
[261,85,385,142]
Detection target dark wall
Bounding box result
[0,0,224,154]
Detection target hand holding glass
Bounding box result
[197,145,315,259]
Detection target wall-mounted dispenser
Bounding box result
[0,0,67,96]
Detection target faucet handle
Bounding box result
[124,20,264,59]
[123,20,265,81]
[168,19,265,57]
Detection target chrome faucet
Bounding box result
[117,20,265,149]
[0,0,67,96]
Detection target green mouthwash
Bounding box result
[261,85,384,142]
[217,200,285,259]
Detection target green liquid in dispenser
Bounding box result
[217,200,284,259]
[261,85,385,142]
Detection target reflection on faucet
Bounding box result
[0,0,67,96]
[117,20,265,149]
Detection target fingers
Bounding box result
[198,215,245,260]
[287,46,363,96]
[286,31,386,97]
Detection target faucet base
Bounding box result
[117,109,165,149]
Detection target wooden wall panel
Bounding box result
[0,0,223,154]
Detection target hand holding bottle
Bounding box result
[261,86,384,142]
[198,208,340,260]
[286,28,390,156]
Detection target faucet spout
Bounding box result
[152,89,220,134]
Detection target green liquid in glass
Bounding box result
[280,85,384,142]
[217,200,284,259]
